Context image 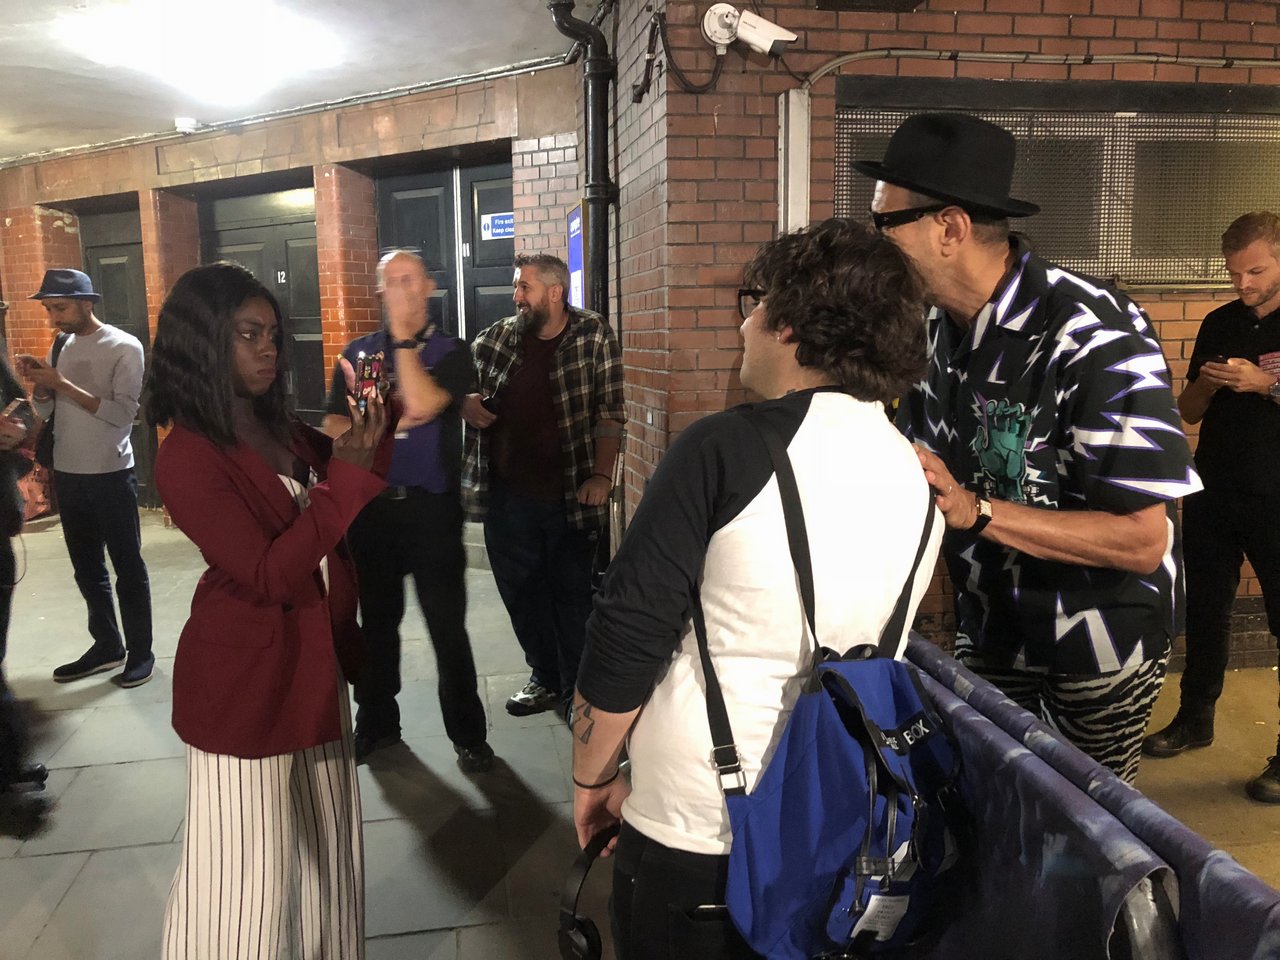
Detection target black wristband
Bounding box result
[573,768,620,790]
[591,472,612,483]
[390,338,419,350]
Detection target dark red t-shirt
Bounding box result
[490,328,566,501]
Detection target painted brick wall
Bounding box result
[315,163,380,374]
[513,133,580,257]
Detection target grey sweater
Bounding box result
[33,324,144,475]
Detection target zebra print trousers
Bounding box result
[955,643,1169,784]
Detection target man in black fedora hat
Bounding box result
[856,113,1201,783]
[17,268,154,688]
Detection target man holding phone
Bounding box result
[1144,211,1280,803]
[18,268,153,688]
[323,250,492,771]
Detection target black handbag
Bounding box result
[33,333,68,471]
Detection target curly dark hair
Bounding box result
[145,262,290,446]
[742,218,928,403]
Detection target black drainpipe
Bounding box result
[547,0,616,322]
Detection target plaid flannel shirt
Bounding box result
[463,307,625,530]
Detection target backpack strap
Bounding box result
[868,487,938,659]
[50,332,68,367]
[748,413,818,645]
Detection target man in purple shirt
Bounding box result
[324,250,491,771]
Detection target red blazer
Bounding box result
[156,420,387,758]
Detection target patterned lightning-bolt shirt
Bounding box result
[898,236,1202,675]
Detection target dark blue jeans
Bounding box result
[483,480,597,701]
[54,469,152,661]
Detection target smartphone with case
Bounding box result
[352,352,377,414]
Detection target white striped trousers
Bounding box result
[161,697,364,960]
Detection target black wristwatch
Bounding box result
[390,338,419,350]
[969,496,994,535]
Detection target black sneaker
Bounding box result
[1141,713,1214,758]
[52,648,126,683]
[354,731,401,764]
[1246,755,1280,804]
[454,742,495,773]
[114,654,155,688]
[505,680,561,717]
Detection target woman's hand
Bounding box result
[0,417,27,452]
[331,386,387,472]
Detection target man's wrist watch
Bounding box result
[1268,378,1280,402]
[969,496,994,535]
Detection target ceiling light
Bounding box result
[63,0,344,108]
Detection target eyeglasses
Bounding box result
[738,288,765,321]
[869,204,948,232]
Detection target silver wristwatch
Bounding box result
[1270,379,1280,403]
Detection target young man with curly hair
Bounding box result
[569,219,943,959]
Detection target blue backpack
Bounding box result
[696,415,964,959]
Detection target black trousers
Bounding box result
[1180,488,1280,716]
[611,823,759,960]
[346,490,486,748]
[54,468,152,661]
[0,534,24,787]
[482,479,596,702]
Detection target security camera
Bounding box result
[702,3,797,57]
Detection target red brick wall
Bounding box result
[0,205,82,360]
[611,0,1280,641]
[139,188,200,343]
[315,163,380,374]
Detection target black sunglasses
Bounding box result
[870,204,948,232]
[738,288,765,321]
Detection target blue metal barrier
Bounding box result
[908,635,1280,960]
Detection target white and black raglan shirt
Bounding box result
[577,387,943,856]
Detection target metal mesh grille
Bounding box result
[835,108,1280,286]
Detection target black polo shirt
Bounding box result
[1188,300,1280,496]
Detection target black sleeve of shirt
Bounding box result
[577,401,797,713]
[431,339,473,406]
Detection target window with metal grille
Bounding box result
[835,109,1280,287]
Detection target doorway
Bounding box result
[80,209,160,507]
[377,161,514,340]
[203,188,324,425]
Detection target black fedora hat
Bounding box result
[853,113,1039,219]
[29,268,101,301]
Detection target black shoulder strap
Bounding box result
[748,413,818,643]
[50,332,69,367]
[871,488,938,658]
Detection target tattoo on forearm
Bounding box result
[572,700,595,745]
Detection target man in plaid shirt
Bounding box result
[462,253,625,721]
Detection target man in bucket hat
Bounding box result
[856,113,1201,782]
[17,268,154,687]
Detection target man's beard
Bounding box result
[518,301,549,331]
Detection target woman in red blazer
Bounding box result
[147,262,389,960]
